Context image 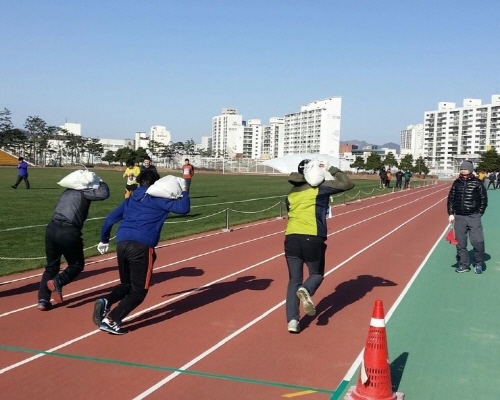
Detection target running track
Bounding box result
[0,182,449,399]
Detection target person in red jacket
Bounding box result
[181,158,195,193]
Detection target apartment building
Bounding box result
[212,108,244,158]
[400,124,424,158]
[424,95,500,174]
[283,97,341,156]
[211,98,341,160]
[261,117,284,159]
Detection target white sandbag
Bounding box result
[304,159,329,187]
[57,170,101,190]
[146,175,183,199]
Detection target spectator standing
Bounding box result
[39,173,110,310]
[93,170,191,334]
[385,169,392,188]
[478,170,486,183]
[11,157,30,189]
[395,169,403,189]
[403,170,412,189]
[123,160,141,198]
[486,172,496,190]
[140,156,160,180]
[284,160,355,333]
[447,160,488,274]
[181,158,195,193]
[378,168,386,189]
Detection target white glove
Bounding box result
[448,215,455,223]
[97,242,109,254]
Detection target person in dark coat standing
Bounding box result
[395,169,403,189]
[447,160,488,274]
[11,157,30,189]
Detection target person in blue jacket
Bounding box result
[11,157,30,189]
[93,170,190,335]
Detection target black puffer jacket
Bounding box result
[447,177,487,216]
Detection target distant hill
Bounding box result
[341,140,400,153]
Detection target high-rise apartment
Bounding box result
[212,108,244,158]
[400,124,424,158]
[424,95,500,174]
[283,97,342,156]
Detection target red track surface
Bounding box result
[0,183,449,399]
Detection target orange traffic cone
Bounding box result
[344,300,404,400]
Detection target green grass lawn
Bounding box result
[0,167,412,276]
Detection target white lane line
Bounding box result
[0,231,283,318]
[338,222,451,388]
[0,183,445,287]
[0,192,446,379]
[132,197,446,399]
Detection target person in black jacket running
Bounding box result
[447,160,488,274]
[38,173,110,310]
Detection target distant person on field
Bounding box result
[378,167,386,188]
[486,172,496,190]
[403,170,412,189]
[385,168,392,188]
[181,158,195,193]
[93,170,190,335]
[140,155,160,180]
[447,160,488,274]
[496,171,500,189]
[38,172,110,311]
[284,159,355,333]
[11,157,30,189]
[123,159,141,198]
[395,169,403,189]
[478,170,486,182]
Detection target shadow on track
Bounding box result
[300,275,397,331]
[126,275,273,331]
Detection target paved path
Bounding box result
[336,188,500,399]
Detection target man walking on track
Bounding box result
[284,159,354,333]
[94,170,190,335]
[447,160,488,274]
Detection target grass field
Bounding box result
[0,166,420,276]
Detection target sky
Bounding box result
[2,1,500,146]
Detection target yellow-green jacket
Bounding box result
[285,167,354,238]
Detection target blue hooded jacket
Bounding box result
[100,186,190,248]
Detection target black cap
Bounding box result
[297,159,311,174]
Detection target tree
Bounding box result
[414,156,428,175]
[0,108,14,145]
[183,139,197,156]
[383,152,398,169]
[350,156,365,172]
[399,154,414,172]
[84,138,104,165]
[24,115,47,165]
[365,152,382,173]
[476,148,500,172]
[102,150,115,165]
[115,147,135,166]
[134,147,149,163]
